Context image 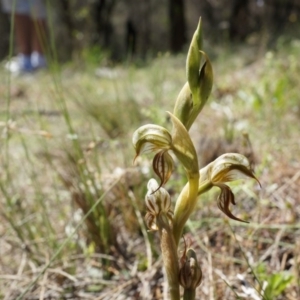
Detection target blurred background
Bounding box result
[1,0,300,62]
[1,1,300,299]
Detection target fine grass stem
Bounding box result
[16,178,120,300]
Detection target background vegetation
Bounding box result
[1,0,300,60]
[0,0,300,299]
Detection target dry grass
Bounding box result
[0,41,300,299]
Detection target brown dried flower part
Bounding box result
[214,182,247,223]
[179,248,202,289]
[152,150,174,190]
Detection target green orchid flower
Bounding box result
[133,124,174,188]
[144,179,173,231]
[132,112,199,189]
[199,153,260,222]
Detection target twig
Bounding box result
[271,170,300,196]
[208,251,215,300]
[259,228,284,264]
[4,252,27,300]
[47,268,77,282]
[39,268,48,300]
[94,278,137,300]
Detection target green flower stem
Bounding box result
[173,174,213,246]
[157,212,180,300]
[183,288,196,300]
[197,178,213,196]
[173,174,199,246]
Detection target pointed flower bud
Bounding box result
[187,18,203,95]
[145,179,173,231]
[179,248,202,289]
[174,18,213,131]
[199,153,260,222]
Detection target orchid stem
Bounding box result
[183,288,196,300]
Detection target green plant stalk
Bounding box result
[168,111,201,246]
[157,212,180,300]
[4,0,16,185]
[173,175,213,246]
[183,288,196,300]
[197,178,213,196]
[172,174,199,247]
[19,134,56,243]
[34,106,69,232]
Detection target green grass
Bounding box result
[0,39,300,299]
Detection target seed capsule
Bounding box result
[179,248,202,289]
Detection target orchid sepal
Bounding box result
[132,124,172,159]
